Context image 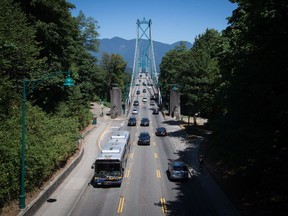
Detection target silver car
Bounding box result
[168,160,189,181]
[132,107,138,114]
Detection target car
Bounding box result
[142,97,147,102]
[150,101,155,106]
[152,108,159,115]
[142,89,146,93]
[140,117,150,126]
[133,100,139,106]
[168,160,189,181]
[136,90,140,95]
[138,132,150,145]
[127,117,137,126]
[155,127,167,136]
[132,107,138,114]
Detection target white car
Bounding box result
[142,97,147,102]
[132,107,138,114]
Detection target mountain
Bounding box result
[93,37,193,69]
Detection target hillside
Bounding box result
[93,37,193,69]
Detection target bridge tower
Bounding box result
[128,18,161,105]
[134,18,157,79]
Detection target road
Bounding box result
[33,80,240,216]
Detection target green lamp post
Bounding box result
[19,71,74,209]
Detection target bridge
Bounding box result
[110,18,180,118]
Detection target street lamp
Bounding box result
[101,102,104,117]
[19,71,74,209]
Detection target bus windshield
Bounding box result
[95,162,121,177]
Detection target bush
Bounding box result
[0,102,82,209]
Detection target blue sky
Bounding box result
[68,0,237,45]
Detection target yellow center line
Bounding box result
[130,152,134,159]
[117,196,125,214]
[156,169,161,179]
[124,169,130,178]
[160,198,167,214]
[154,152,158,159]
[153,141,156,146]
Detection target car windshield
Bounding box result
[172,161,187,170]
[140,132,150,138]
[173,166,187,171]
[95,163,121,176]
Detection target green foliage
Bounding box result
[76,10,100,52]
[0,0,45,82]
[99,52,128,101]
[0,0,102,210]
[159,43,189,108]
[159,31,224,118]
[159,1,288,212]
[208,0,288,213]
[0,102,79,208]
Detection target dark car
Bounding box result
[136,90,140,95]
[138,132,150,145]
[140,117,150,126]
[152,108,159,115]
[142,89,146,93]
[133,100,139,106]
[155,127,167,136]
[127,117,137,126]
[168,160,189,181]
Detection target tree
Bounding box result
[0,0,44,82]
[180,29,223,118]
[159,43,189,109]
[210,0,288,214]
[159,31,223,121]
[100,53,128,101]
[76,10,100,52]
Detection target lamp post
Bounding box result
[19,71,74,209]
[101,102,104,117]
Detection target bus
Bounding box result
[91,131,130,187]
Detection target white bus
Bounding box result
[91,131,130,186]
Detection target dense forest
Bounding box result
[0,0,129,212]
[159,0,288,215]
[1,0,287,215]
